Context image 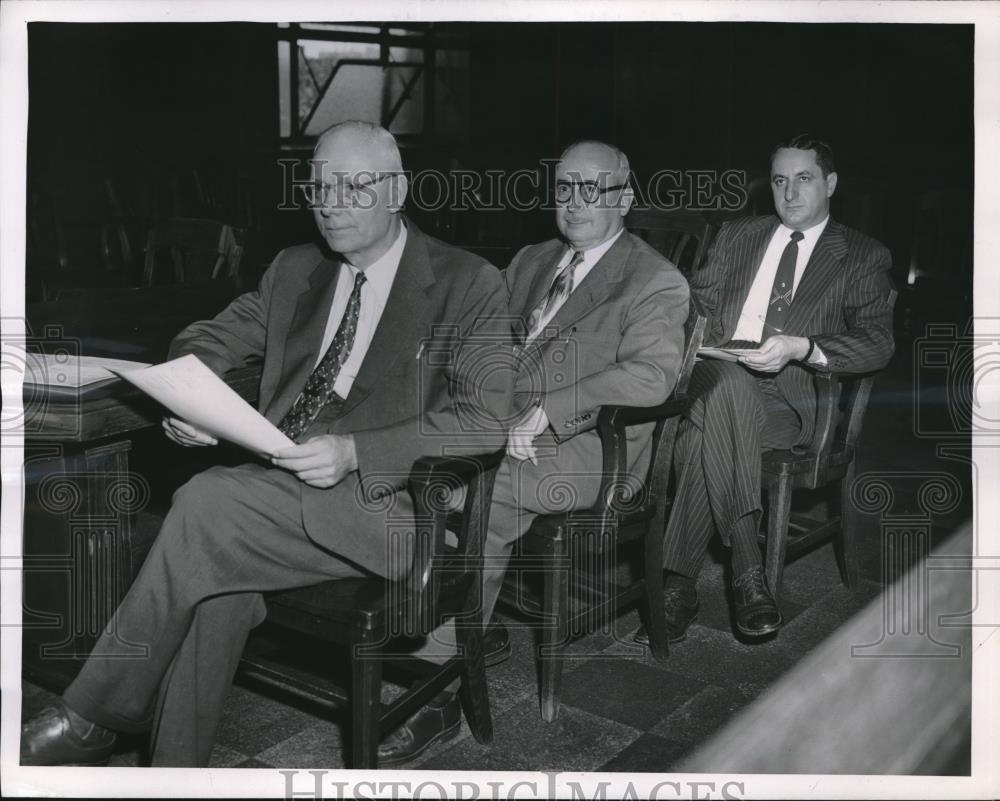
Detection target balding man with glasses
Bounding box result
[21,121,511,768]
[378,140,690,764]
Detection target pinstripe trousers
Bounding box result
[661,359,801,578]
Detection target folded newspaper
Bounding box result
[110,354,294,457]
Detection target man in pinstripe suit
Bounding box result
[637,135,895,641]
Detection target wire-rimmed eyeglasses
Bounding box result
[298,173,396,208]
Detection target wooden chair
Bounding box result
[759,317,894,594]
[238,450,502,768]
[626,208,715,275]
[499,313,707,721]
[142,217,244,286]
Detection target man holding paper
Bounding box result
[634,135,896,645]
[21,121,510,767]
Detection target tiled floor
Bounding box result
[20,338,973,771]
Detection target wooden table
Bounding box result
[21,365,260,690]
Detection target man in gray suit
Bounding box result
[21,121,509,767]
[376,141,690,764]
[636,135,896,645]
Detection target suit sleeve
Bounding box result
[542,265,690,441]
[351,262,512,492]
[687,223,733,347]
[810,242,896,374]
[167,250,284,373]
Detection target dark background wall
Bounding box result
[25,21,973,290]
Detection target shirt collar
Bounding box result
[567,226,624,265]
[777,215,829,248]
[342,221,407,298]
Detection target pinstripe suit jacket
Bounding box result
[692,215,895,448]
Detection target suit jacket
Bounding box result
[502,230,690,498]
[692,215,896,447]
[168,222,509,578]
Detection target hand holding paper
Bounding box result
[111,354,294,457]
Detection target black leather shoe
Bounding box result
[634,583,700,646]
[732,566,782,637]
[377,692,461,767]
[483,618,511,667]
[21,703,116,766]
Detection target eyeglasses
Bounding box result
[298,173,395,208]
[554,180,627,205]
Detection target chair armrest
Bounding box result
[400,449,505,628]
[807,372,841,457]
[590,392,688,517]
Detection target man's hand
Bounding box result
[507,405,549,465]
[271,434,358,488]
[162,416,218,447]
[739,335,810,373]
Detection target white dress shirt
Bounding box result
[315,223,407,398]
[732,216,829,365]
[526,227,624,342]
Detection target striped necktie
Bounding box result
[527,249,584,340]
[278,270,366,441]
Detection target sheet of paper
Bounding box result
[696,347,762,363]
[23,354,151,387]
[110,354,294,457]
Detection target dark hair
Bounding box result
[770,135,836,177]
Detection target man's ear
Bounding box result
[388,172,409,213]
[619,185,635,217]
[825,171,838,199]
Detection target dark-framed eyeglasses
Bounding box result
[298,173,396,208]
[554,180,627,205]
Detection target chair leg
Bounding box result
[643,523,670,662]
[457,618,493,745]
[351,637,382,769]
[836,460,860,588]
[764,477,792,595]
[539,537,570,723]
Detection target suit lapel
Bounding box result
[514,243,568,343]
[784,219,849,333]
[336,224,436,418]
[720,217,779,340]
[524,232,630,347]
[265,255,342,420]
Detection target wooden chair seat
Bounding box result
[499,314,706,722]
[238,450,503,767]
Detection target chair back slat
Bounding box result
[143,217,243,286]
[626,209,715,275]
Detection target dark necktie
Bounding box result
[527,250,584,340]
[763,230,804,338]
[278,270,366,441]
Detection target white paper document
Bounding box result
[23,354,151,387]
[111,354,294,457]
[697,346,762,363]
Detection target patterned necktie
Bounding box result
[278,270,366,441]
[763,230,804,339]
[527,250,584,340]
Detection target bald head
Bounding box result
[559,141,631,185]
[310,120,409,268]
[314,120,404,174]
[554,140,633,251]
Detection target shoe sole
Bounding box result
[377,719,461,768]
[735,616,783,638]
